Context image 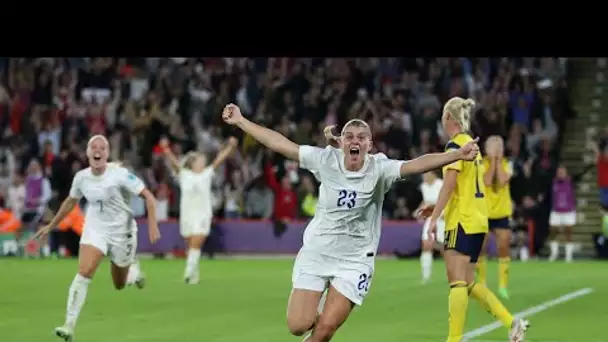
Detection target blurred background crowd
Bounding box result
[0,57,582,256]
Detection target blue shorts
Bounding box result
[444,224,486,263]
[600,188,608,208]
[489,217,510,230]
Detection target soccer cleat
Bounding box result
[185,269,200,285]
[134,275,146,289]
[54,325,74,342]
[498,287,510,300]
[509,318,529,342]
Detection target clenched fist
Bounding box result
[222,104,243,125]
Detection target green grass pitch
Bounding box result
[1,258,606,342]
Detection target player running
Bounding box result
[221,103,480,342]
[422,97,528,342]
[477,135,513,299]
[416,170,444,284]
[159,136,238,284]
[32,135,161,342]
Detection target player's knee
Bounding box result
[114,281,126,290]
[78,263,97,278]
[286,318,314,336]
[313,319,339,341]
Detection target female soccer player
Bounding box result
[32,135,161,342]
[221,103,479,342]
[160,136,238,284]
[417,170,444,284]
[477,136,513,299]
[425,97,528,342]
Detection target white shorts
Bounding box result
[549,211,577,227]
[80,220,138,268]
[291,250,374,306]
[180,217,212,237]
[422,218,445,244]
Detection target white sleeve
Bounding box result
[116,167,146,196]
[299,145,328,172]
[201,167,215,180]
[69,172,84,199]
[378,158,406,191]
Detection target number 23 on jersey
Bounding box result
[337,190,357,208]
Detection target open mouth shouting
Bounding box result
[93,153,102,162]
[349,146,360,157]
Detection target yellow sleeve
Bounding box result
[443,138,466,172]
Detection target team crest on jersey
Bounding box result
[128,173,136,181]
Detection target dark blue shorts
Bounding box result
[489,217,510,230]
[600,188,608,209]
[444,224,486,263]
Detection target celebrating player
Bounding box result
[32,135,161,342]
[416,170,444,284]
[477,135,513,299]
[222,103,479,342]
[424,97,528,342]
[160,137,238,284]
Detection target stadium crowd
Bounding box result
[0,57,573,254]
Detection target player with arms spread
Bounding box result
[32,135,161,342]
[422,97,528,342]
[222,103,480,342]
[160,136,238,284]
[477,135,514,299]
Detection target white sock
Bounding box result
[549,240,559,260]
[565,243,574,262]
[65,274,91,328]
[317,290,327,314]
[127,261,141,283]
[420,251,433,282]
[185,249,201,277]
[519,246,529,262]
[41,244,51,257]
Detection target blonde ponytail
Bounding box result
[443,97,476,132]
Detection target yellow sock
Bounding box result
[476,256,487,285]
[447,281,469,342]
[498,257,510,289]
[469,282,514,328]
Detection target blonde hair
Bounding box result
[443,97,476,132]
[341,119,371,137]
[180,151,200,170]
[86,134,109,154]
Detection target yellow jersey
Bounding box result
[442,133,488,234]
[482,157,513,219]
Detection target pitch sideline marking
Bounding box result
[463,287,594,341]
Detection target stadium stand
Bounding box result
[0,57,596,258]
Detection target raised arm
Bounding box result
[398,138,480,177]
[495,159,512,187]
[210,137,239,169]
[222,104,300,161]
[159,138,181,174]
[484,158,498,186]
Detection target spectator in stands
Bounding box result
[244,177,273,219]
[264,155,297,222]
[298,174,317,218]
[587,138,608,210]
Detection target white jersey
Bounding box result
[298,145,405,262]
[179,167,214,221]
[69,165,145,235]
[420,179,443,205]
